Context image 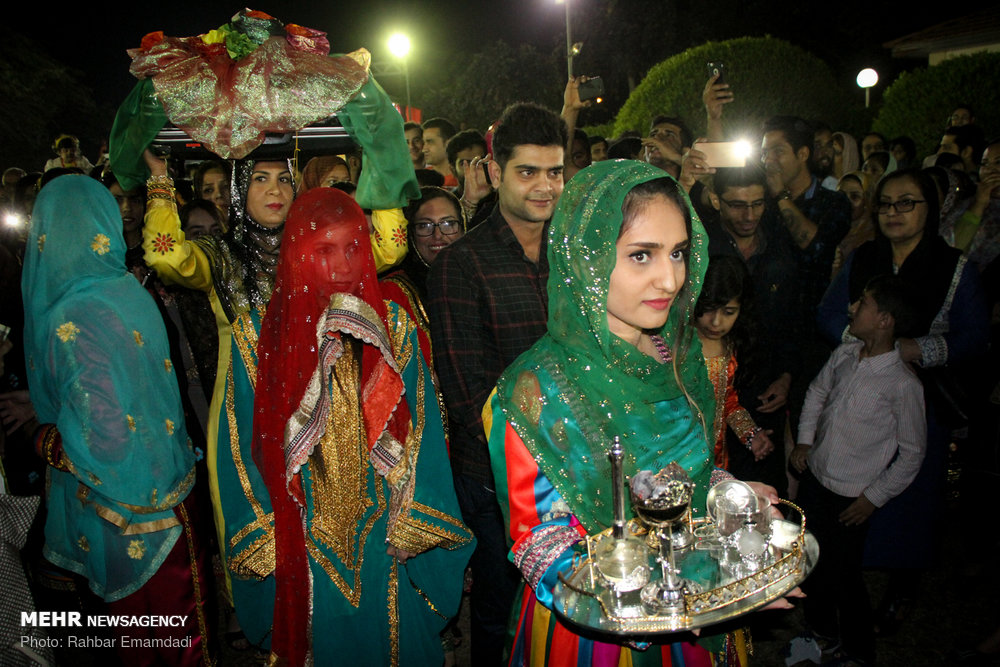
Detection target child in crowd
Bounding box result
[790,275,927,666]
[694,255,774,469]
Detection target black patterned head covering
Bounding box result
[195,157,295,321]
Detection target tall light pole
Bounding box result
[556,0,572,79]
[388,33,411,120]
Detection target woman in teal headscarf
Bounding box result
[485,160,745,665]
[23,176,210,665]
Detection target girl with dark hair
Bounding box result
[192,160,231,227]
[180,199,224,240]
[861,150,895,184]
[694,255,773,469]
[831,171,875,277]
[889,136,917,170]
[44,134,94,174]
[485,161,789,665]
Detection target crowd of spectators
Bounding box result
[0,64,997,667]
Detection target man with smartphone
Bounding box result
[560,76,599,182]
[642,115,693,179]
[428,102,568,667]
[448,129,493,226]
[446,130,487,198]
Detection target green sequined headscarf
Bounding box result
[496,160,714,532]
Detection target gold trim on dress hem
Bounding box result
[388,515,470,554]
[92,502,181,534]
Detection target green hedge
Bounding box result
[874,52,1000,157]
[613,37,850,141]
[580,122,616,141]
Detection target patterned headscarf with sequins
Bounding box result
[495,159,715,531]
[194,157,295,322]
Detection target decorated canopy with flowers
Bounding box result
[109,9,418,209]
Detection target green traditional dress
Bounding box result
[253,188,473,666]
[486,160,745,665]
[143,160,410,646]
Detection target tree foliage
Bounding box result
[612,37,849,141]
[0,28,105,171]
[873,52,1000,157]
[418,41,564,131]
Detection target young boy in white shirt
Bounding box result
[791,275,927,666]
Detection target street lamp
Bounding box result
[554,0,578,79]
[388,32,411,120]
[856,68,878,109]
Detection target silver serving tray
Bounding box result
[551,514,817,636]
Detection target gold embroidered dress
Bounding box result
[252,188,473,666]
[142,165,406,646]
[704,348,758,469]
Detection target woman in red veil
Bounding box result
[252,188,473,666]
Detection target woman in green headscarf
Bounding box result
[485,160,745,665]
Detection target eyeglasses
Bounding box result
[720,198,766,211]
[413,219,462,237]
[876,199,925,214]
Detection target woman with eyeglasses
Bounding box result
[382,187,466,367]
[818,167,989,635]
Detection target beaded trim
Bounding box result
[651,335,672,363]
[513,525,583,590]
[35,424,66,470]
[710,468,735,486]
[145,174,176,203]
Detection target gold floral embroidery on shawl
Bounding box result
[127,539,146,560]
[56,322,79,342]
[91,234,110,255]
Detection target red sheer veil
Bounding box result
[252,187,410,664]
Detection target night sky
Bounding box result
[11,1,569,107]
[5,1,997,145]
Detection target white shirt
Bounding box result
[798,341,926,506]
